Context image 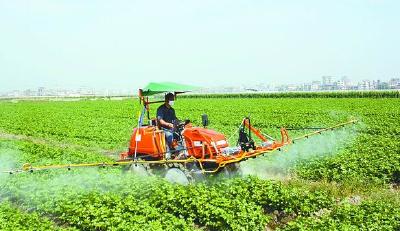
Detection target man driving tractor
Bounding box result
[156,93,178,156]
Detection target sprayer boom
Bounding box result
[1,120,357,179]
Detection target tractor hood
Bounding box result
[182,127,229,158]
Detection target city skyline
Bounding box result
[1,73,398,92]
[2,76,399,98]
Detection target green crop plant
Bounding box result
[0,96,399,230]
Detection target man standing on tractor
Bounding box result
[157,92,177,158]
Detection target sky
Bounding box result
[0,0,399,92]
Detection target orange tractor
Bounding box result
[118,82,291,184]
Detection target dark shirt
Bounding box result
[157,104,177,124]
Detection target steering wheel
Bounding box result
[173,119,190,132]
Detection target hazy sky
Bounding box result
[0,0,399,91]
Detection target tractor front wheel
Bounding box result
[129,163,150,177]
[164,165,193,185]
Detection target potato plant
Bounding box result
[0,96,399,230]
[0,201,73,231]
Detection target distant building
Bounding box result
[341,76,352,89]
[376,81,389,90]
[78,86,95,96]
[287,84,298,91]
[23,89,36,97]
[358,80,372,90]
[38,87,45,96]
[322,76,334,90]
[322,76,332,85]
[8,90,21,97]
[372,80,379,90]
[311,81,321,91]
[389,78,400,89]
[302,83,312,91]
[335,80,345,90]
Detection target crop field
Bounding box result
[0,97,399,230]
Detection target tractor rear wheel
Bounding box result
[186,162,206,182]
[219,163,242,178]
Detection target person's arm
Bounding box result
[159,118,174,129]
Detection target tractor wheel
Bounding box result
[186,162,206,182]
[164,164,193,185]
[129,163,150,177]
[219,163,242,178]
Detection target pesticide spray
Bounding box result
[239,126,357,180]
[0,166,165,213]
[0,141,160,210]
[0,147,19,179]
[0,147,20,203]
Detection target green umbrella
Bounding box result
[140,82,200,96]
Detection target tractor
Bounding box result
[118,82,291,184]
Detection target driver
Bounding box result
[157,93,178,154]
